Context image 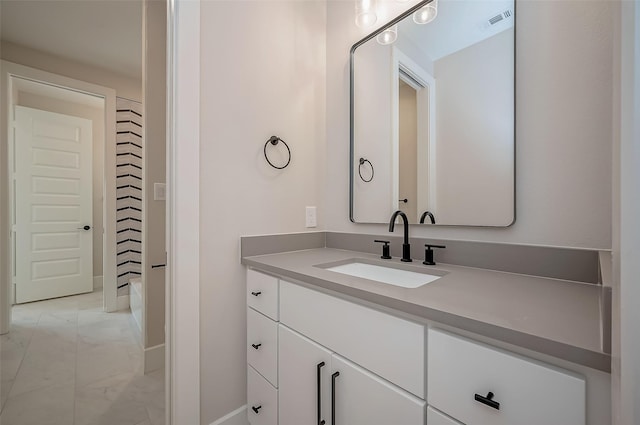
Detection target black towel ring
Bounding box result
[358,157,374,182]
[264,136,291,169]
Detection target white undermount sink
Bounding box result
[321,260,443,288]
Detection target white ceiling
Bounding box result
[0,0,143,80]
[399,0,514,62]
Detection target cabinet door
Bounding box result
[427,407,464,425]
[331,354,425,425]
[279,325,332,425]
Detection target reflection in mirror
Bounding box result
[351,0,515,226]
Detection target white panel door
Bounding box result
[331,354,425,425]
[279,324,333,425]
[14,105,93,303]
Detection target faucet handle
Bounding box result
[423,244,446,265]
[374,240,392,259]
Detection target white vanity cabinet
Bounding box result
[247,269,426,425]
[246,268,592,425]
[278,324,425,425]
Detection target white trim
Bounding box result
[93,275,104,290]
[116,294,130,311]
[167,1,200,424]
[0,61,118,325]
[144,343,166,374]
[210,406,249,425]
[391,48,437,218]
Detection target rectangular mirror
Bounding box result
[350,0,515,226]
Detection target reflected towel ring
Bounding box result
[358,157,374,182]
[264,136,291,169]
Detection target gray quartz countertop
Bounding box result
[242,247,611,372]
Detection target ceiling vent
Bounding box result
[482,9,514,30]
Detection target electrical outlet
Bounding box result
[305,206,317,228]
[154,183,166,201]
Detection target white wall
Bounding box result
[198,2,326,424]
[432,29,514,226]
[15,91,105,278]
[327,0,614,249]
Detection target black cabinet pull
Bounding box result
[251,405,262,414]
[251,343,261,350]
[317,362,326,425]
[331,371,340,425]
[474,391,500,410]
[251,291,262,296]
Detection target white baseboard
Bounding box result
[93,275,103,290]
[116,294,129,311]
[144,343,165,374]
[210,405,248,425]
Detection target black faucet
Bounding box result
[419,211,436,224]
[389,210,412,262]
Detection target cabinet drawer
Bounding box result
[427,406,463,425]
[428,329,586,425]
[247,269,279,320]
[247,308,278,387]
[248,366,278,425]
[280,280,425,398]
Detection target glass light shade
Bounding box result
[376,25,398,45]
[355,0,378,28]
[413,0,438,24]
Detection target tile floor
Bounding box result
[0,290,164,425]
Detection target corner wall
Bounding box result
[142,0,167,361]
[326,0,614,250]
[198,2,326,423]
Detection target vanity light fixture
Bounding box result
[413,0,438,24]
[376,24,398,45]
[355,0,378,28]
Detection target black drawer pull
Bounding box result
[251,343,262,350]
[251,291,262,296]
[317,362,326,425]
[252,405,262,414]
[331,371,340,425]
[474,391,500,410]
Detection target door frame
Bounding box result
[165,0,201,423]
[1,60,119,317]
[391,47,437,219]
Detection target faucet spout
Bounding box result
[419,211,436,224]
[389,210,412,262]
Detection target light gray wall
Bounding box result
[352,41,394,222]
[16,91,105,279]
[614,1,640,423]
[326,0,614,249]
[198,1,326,424]
[142,0,166,351]
[0,41,142,102]
[432,29,514,226]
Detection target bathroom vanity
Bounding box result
[242,245,611,425]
